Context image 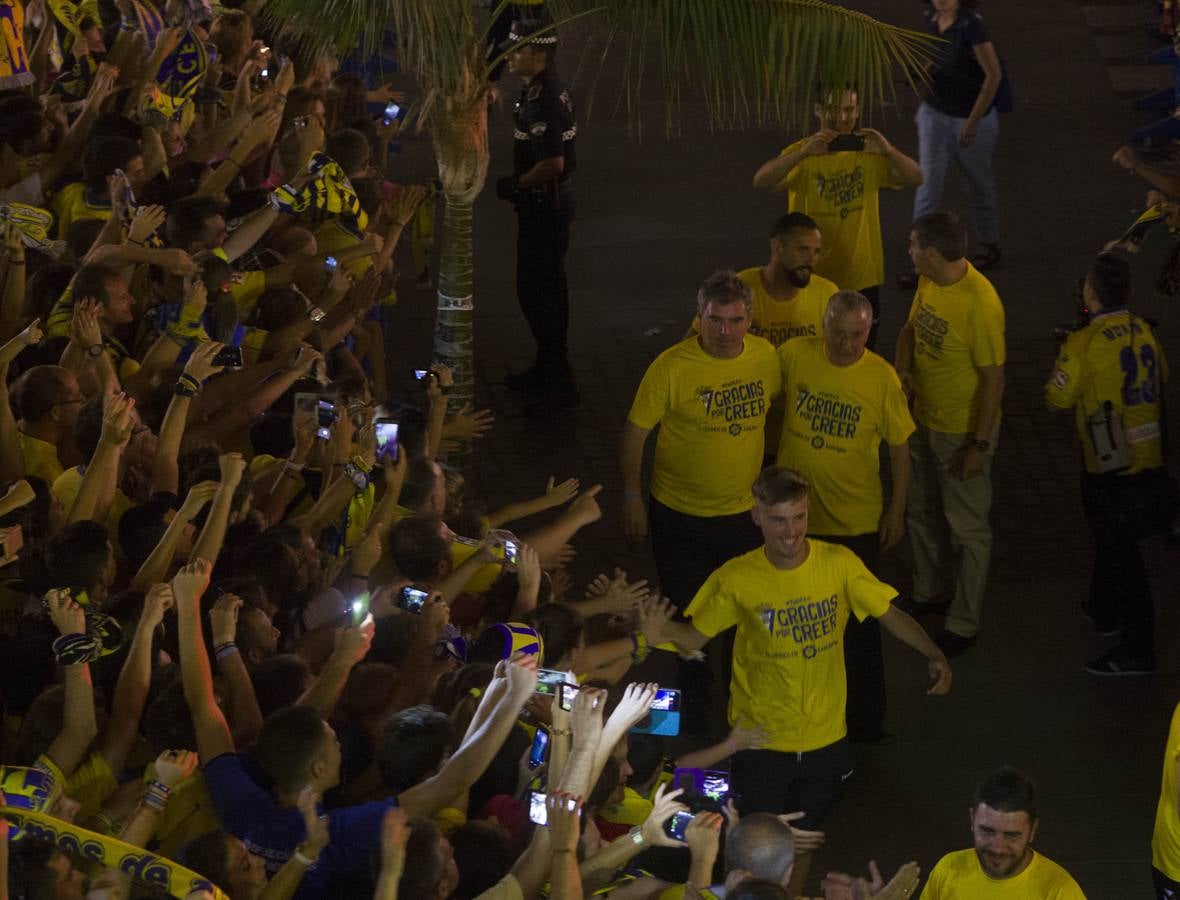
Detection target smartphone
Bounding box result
[316,399,337,440]
[528,728,549,769]
[413,368,435,381]
[665,810,694,842]
[558,681,578,712]
[630,688,681,736]
[351,592,370,626]
[212,345,243,368]
[260,65,269,78]
[324,256,338,273]
[701,770,730,801]
[534,667,568,697]
[375,418,399,463]
[827,133,866,153]
[528,789,548,826]
[503,540,519,565]
[398,585,429,613]
[382,102,401,125]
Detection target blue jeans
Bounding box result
[912,102,1000,245]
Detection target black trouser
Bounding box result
[731,739,854,828]
[860,285,882,351]
[1154,866,1180,899]
[1080,470,1155,659]
[811,532,887,741]
[649,497,763,733]
[515,187,574,388]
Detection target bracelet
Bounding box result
[52,632,102,665]
[551,728,571,737]
[173,381,198,398]
[215,643,240,662]
[293,849,318,866]
[142,780,171,811]
[631,631,650,664]
[177,371,201,389]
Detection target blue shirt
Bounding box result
[203,753,395,899]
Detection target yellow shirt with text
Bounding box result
[1153,700,1180,880]
[777,338,914,536]
[907,264,1005,433]
[920,849,1085,900]
[628,335,781,516]
[1046,310,1167,474]
[779,141,901,291]
[685,541,895,752]
[739,266,836,348]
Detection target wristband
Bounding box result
[214,643,240,662]
[631,631,650,664]
[293,849,318,866]
[551,728,571,737]
[52,632,102,665]
[173,381,198,398]
[177,372,201,390]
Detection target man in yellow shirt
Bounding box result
[654,467,950,885]
[753,88,923,347]
[14,365,84,485]
[922,767,1085,899]
[1153,700,1180,898]
[895,212,1005,656]
[777,291,914,743]
[1046,253,1170,675]
[622,270,781,730]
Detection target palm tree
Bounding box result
[263,0,935,408]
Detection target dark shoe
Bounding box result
[1080,599,1119,638]
[1084,650,1155,676]
[971,243,1003,271]
[896,269,919,290]
[934,629,977,657]
[895,595,949,616]
[504,367,544,394]
[848,730,895,746]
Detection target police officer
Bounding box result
[496,20,579,415]
[1046,251,1172,676]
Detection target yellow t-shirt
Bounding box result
[690,268,836,349]
[684,541,896,752]
[1153,700,1180,879]
[18,431,64,485]
[779,141,901,291]
[34,751,118,824]
[51,182,112,240]
[1046,311,1168,475]
[907,264,1006,434]
[920,848,1085,899]
[51,467,133,556]
[144,767,222,861]
[777,338,915,536]
[628,335,781,517]
[599,786,653,829]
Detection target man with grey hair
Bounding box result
[621,269,781,730]
[775,290,915,743]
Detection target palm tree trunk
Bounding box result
[433,193,475,408]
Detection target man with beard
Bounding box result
[921,767,1084,898]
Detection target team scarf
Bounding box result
[129,0,164,49]
[151,27,207,118]
[0,0,34,88]
[0,202,67,258]
[49,51,98,102]
[45,0,82,36]
[1,795,231,900]
[1,765,61,819]
[272,153,368,232]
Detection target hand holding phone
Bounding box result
[398,585,429,613]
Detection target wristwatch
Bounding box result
[342,461,369,493]
[86,343,104,358]
[627,826,645,846]
[970,438,990,452]
[308,306,325,323]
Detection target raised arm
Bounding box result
[209,594,264,747]
[131,482,218,592]
[67,391,134,525]
[173,558,236,762]
[42,589,99,778]
[151,343,224,495]
[751,132,828,190]
[189,453,245,565]
[297,621,375,719]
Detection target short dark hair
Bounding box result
[179,831,235,893]
[389,514,450,581]
[325,128,371,175]
[769,212,820,240]
[13,365,74,422]
[400,458,441,513]
[725,813,796,882]
[377,705,454,792]
[451,820,514,900]
[912,212,967,262]
[45,520,110,593]
[1087,251,1132,309]
[525,602,583,666]
[166,196,225,250]
[696,269,753,316]
[752,466,810,507]
[119,498,176,566]
[81,136,140,192]
[251,654,312,716]
[255,704,328,794]
[973,766,1038,821]
[72,263,120,306]
[6,838,63,900]
[397,819,449,896]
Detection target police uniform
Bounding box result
[1046,305,1171,673]
[498,24,578,408]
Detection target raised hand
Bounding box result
[209,593,242,647]
[778,811,825,851]
[183,341,226,384]
[18,317,43,347]
[171,558,213,603]
[128,204,167,245]
[44,588,85,636]
[640,784,689,847]
[153,748,198,788]
[142,582,175,630]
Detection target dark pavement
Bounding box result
[384,1,1180,895]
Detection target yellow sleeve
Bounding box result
[627,352,671,431]
[968,294,1006,368]
[1045,335,1086,409]
[684,567,739,638]
[881,367,916,445]
[65,752,117,822]
[841,547,897,622]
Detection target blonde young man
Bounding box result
[777,291,914,742]
[894,211,1005,657]
[753,87,923,346]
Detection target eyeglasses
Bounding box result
[51,397,84,407]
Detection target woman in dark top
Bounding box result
[909,0,1005,273]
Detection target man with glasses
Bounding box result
[13,365,85,485]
